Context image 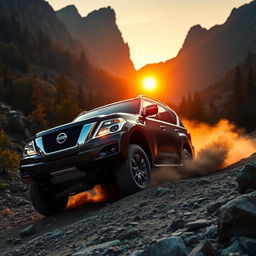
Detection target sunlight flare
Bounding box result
[142,77,157,91]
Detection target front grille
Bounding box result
[42,125,83,153]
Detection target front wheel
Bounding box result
[115,144,151,195]
[30,183,68,216]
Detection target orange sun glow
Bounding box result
[142,77,157,91]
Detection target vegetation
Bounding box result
[0,129,19,173]
[0,14,129,133]
[175,53,256,132]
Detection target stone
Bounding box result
[238,236,256,255]
[196,178,210,185]
[184,236,199,246]
[168,219,186,232]
[185,219,211,231]
[72,240,120,256]
[188,240,217,256]
[118,229,140,240]
[207,198,227,213]
[156,186,171,196]
[237,164,256,193]
[129,251,143,256]
[218,191,256,241]
[20,224,37,237]
[167,209,176,214]
[203,225,217,239]
[139,236,187,256]
[220,240,244,256]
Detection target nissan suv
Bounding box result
[20,96,194,215]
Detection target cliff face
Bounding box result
[56,5,135,78]
[139,0,256,102]
[0,0,83,53]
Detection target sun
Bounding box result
[142,77,157,91]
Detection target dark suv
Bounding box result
[20,96,194,215]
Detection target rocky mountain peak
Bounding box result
[56,5,135,78]
[0,0,83,53]
[86,7,116,23]
[178,24,208,56]
[57,4,81,20]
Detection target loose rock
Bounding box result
[188,240,217,256]
[139,236,187,256]
[20,224,37,238]
[237,164,256,193]
[185,219,211,231]
[218,191,256,241]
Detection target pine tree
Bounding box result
[29,104,48,133]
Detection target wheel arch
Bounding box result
[129,130,153,166]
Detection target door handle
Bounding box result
[160,125,166,131]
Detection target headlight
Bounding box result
[23,141,37,157]
[93,118,126,138]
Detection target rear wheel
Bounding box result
[115,144,151,195]
[30,183,68,216]
[181,148,192,164]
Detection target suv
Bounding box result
[20,96,194,215]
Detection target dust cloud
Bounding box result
[152,119,256,186]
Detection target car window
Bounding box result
[74,99,140,122]
[168,110,177,124]
[157,106,177,124]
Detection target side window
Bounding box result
[142,100,157,119]
[157,106,177,124]
[168,110,177,124]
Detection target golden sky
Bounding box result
[49,0,251,69]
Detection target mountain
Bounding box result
[0,0,83,53]
[56,5,135,78]
[139,0,256,102]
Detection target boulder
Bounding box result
[237,164,256,193]
[139,236,187,256]
[218,191,256,241]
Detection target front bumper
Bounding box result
[20,132,129,184]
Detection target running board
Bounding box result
[154,164,183,167]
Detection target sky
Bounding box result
[48,0,251,69]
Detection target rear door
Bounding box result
[156,105,182,164]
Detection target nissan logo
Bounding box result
[56,133,68,144]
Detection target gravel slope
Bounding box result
[1,154,256,256]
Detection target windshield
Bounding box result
[74,99,140,122]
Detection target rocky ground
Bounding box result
[1,153,256,256]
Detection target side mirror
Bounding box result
[142,104,158,117]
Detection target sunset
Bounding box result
[48,0,250,68]
[1,0,256,255]
[142,76,157,91]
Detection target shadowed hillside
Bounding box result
[56,5,135,78]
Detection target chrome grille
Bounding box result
[35,123,95,155]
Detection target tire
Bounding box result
[115,144,151,195]
[181,148,192,164]
[30,183,68,216]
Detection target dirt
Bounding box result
[0,154,255,256]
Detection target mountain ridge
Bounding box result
[139,0,256,102]
[56,5,135,78]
